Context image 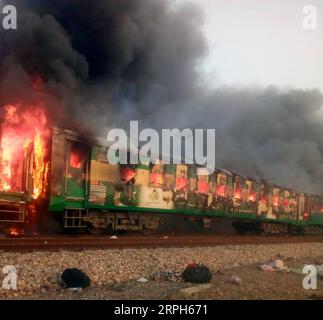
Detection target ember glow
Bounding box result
[0,104,49,198]
[9,227,23,237]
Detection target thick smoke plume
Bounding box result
[0,0,323,194]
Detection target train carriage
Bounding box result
[1,127,323,235]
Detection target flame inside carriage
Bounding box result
[0,104,50,232]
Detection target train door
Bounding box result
[65,141,88,202]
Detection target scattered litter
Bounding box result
[110,235,118,239]
[137,277,149,283]
[260,265,275,272]
[271,259,286,270]
[61,268,91,289]
[162,236,169,239]
[180,284,213,295]
[260,259,289,272]
[228,275,242,285]
[182,263,212,283]
[151,270,182,282]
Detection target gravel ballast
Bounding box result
[0,242,323,299]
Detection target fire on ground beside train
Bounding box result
[1,124,323,235]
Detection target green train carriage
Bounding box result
[1,128,323,235]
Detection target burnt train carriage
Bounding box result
[1,128,323,235]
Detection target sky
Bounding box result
[182,0,323,91]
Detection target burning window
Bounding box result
[233,176,243,199]
[176,165,188,191]
[120,166,136,183]
[216,173,227,198]
[70,151,83,169]
[246,180,257,202]
[68,144,86,172]
[198,175,209,194]
[150,162,164,187]
[272,188,280,207]
[0,105,49,198]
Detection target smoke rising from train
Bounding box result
[0,0,323,193]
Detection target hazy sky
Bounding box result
[183,0,323,90]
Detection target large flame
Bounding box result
[0,104,49,198]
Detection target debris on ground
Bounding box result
[61,268,91,289]
[228,275,242,285]
[260,259,289,272]
[110,235,118,239]
[180,284,213,295]
[182,263,212,283]
[150,270,182,282]
[137,277,149,283]
[1,243,323,298]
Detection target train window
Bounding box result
[70,152,82,169]
[198,175,209,194]
[246,180,257,202]
[188,166,197,192]
[66,142,87,198]
[197,168,209,194]
[120,165,136,184]
[283,190,290,210]
[216,173,227,198]
[233,176,243,199]
[69,144,85,169]
[176,165,188,191]
[260,184,269,204]
[150,161,164,187]
[272,187,280,207]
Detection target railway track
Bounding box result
[1,234,323,252]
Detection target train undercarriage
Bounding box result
[51,209,323,236]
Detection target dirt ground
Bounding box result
[9,254,323,300]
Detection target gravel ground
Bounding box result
[0,242,323,299]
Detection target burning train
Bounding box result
[1,105,323,236]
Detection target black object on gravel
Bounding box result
[61,268,91,288]
[182,263,212,283]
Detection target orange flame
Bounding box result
[234,191,241,199]
[9,227,20,236]
[0,104,49,198]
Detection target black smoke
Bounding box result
[0,0,323,193]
